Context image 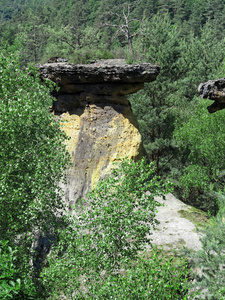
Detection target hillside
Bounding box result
[1,0,225,299]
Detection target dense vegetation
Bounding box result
[1,0,224,211]
[0,51,71,298]
[1,0,225,299]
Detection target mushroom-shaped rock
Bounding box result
[198,78,225,113]
[37,59,160,206]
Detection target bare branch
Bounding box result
[59,37,77,50]
[102,2,142,56]
[104,23,120,28]
[130,32,139,38]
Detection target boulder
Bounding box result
[36,59,160,206]
[198,78,225,113]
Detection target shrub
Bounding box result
[40,158,185,299]
[0,240,36,299]
[88,247,189,300]
[0,50,70,296]
[189,194,225,299]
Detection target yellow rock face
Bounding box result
[58,103,145,207]
[60,111,81,161]
[37,60,160,207]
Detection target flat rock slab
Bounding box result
[37,59,160,85]
[148,193,204,253]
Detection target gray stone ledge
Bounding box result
[36,59,160,85]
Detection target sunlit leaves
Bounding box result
[174,99,225,200]
[0,52,70,296]
[41,158,175,298]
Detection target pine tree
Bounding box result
[130,14,181,174]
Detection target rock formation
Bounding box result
[37,59,160,207]
[198,78,225,113]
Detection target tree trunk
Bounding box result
[128,36,133,56]
[33,23,37,63]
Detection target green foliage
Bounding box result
[41,158,177,298]
[0,51,70,295]
[175,100,225,174]
[130,14,182,174]
[81,158,172,266]
[0,52,70,239]
[1,2,225,298]
[70,47,114,64]
[174,99,225,212]
[179,165,210,197]
[0,240,36,299]
[177,21,225,104]
[189,195,225,299]
[2,0,225,64]
[84,248,189,300]
[130,15,225,179]
[129,14,225,212]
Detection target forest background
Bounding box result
[1,0,224,211]
[1,0,225,299]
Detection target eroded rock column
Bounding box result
[37,59,160,206]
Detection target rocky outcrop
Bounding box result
[37,59,160,207]
[198,78,225,113]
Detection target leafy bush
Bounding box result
[70,47,114,64]
[87,247,189,300]
[0,51,70,296]
[189,194,225,299]
[174,99,225,213]
[40,158,189,299]
[0,240,36,299]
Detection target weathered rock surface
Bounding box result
[149,194,204,253]
[198,78,225,113]
[37,59,160,206]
